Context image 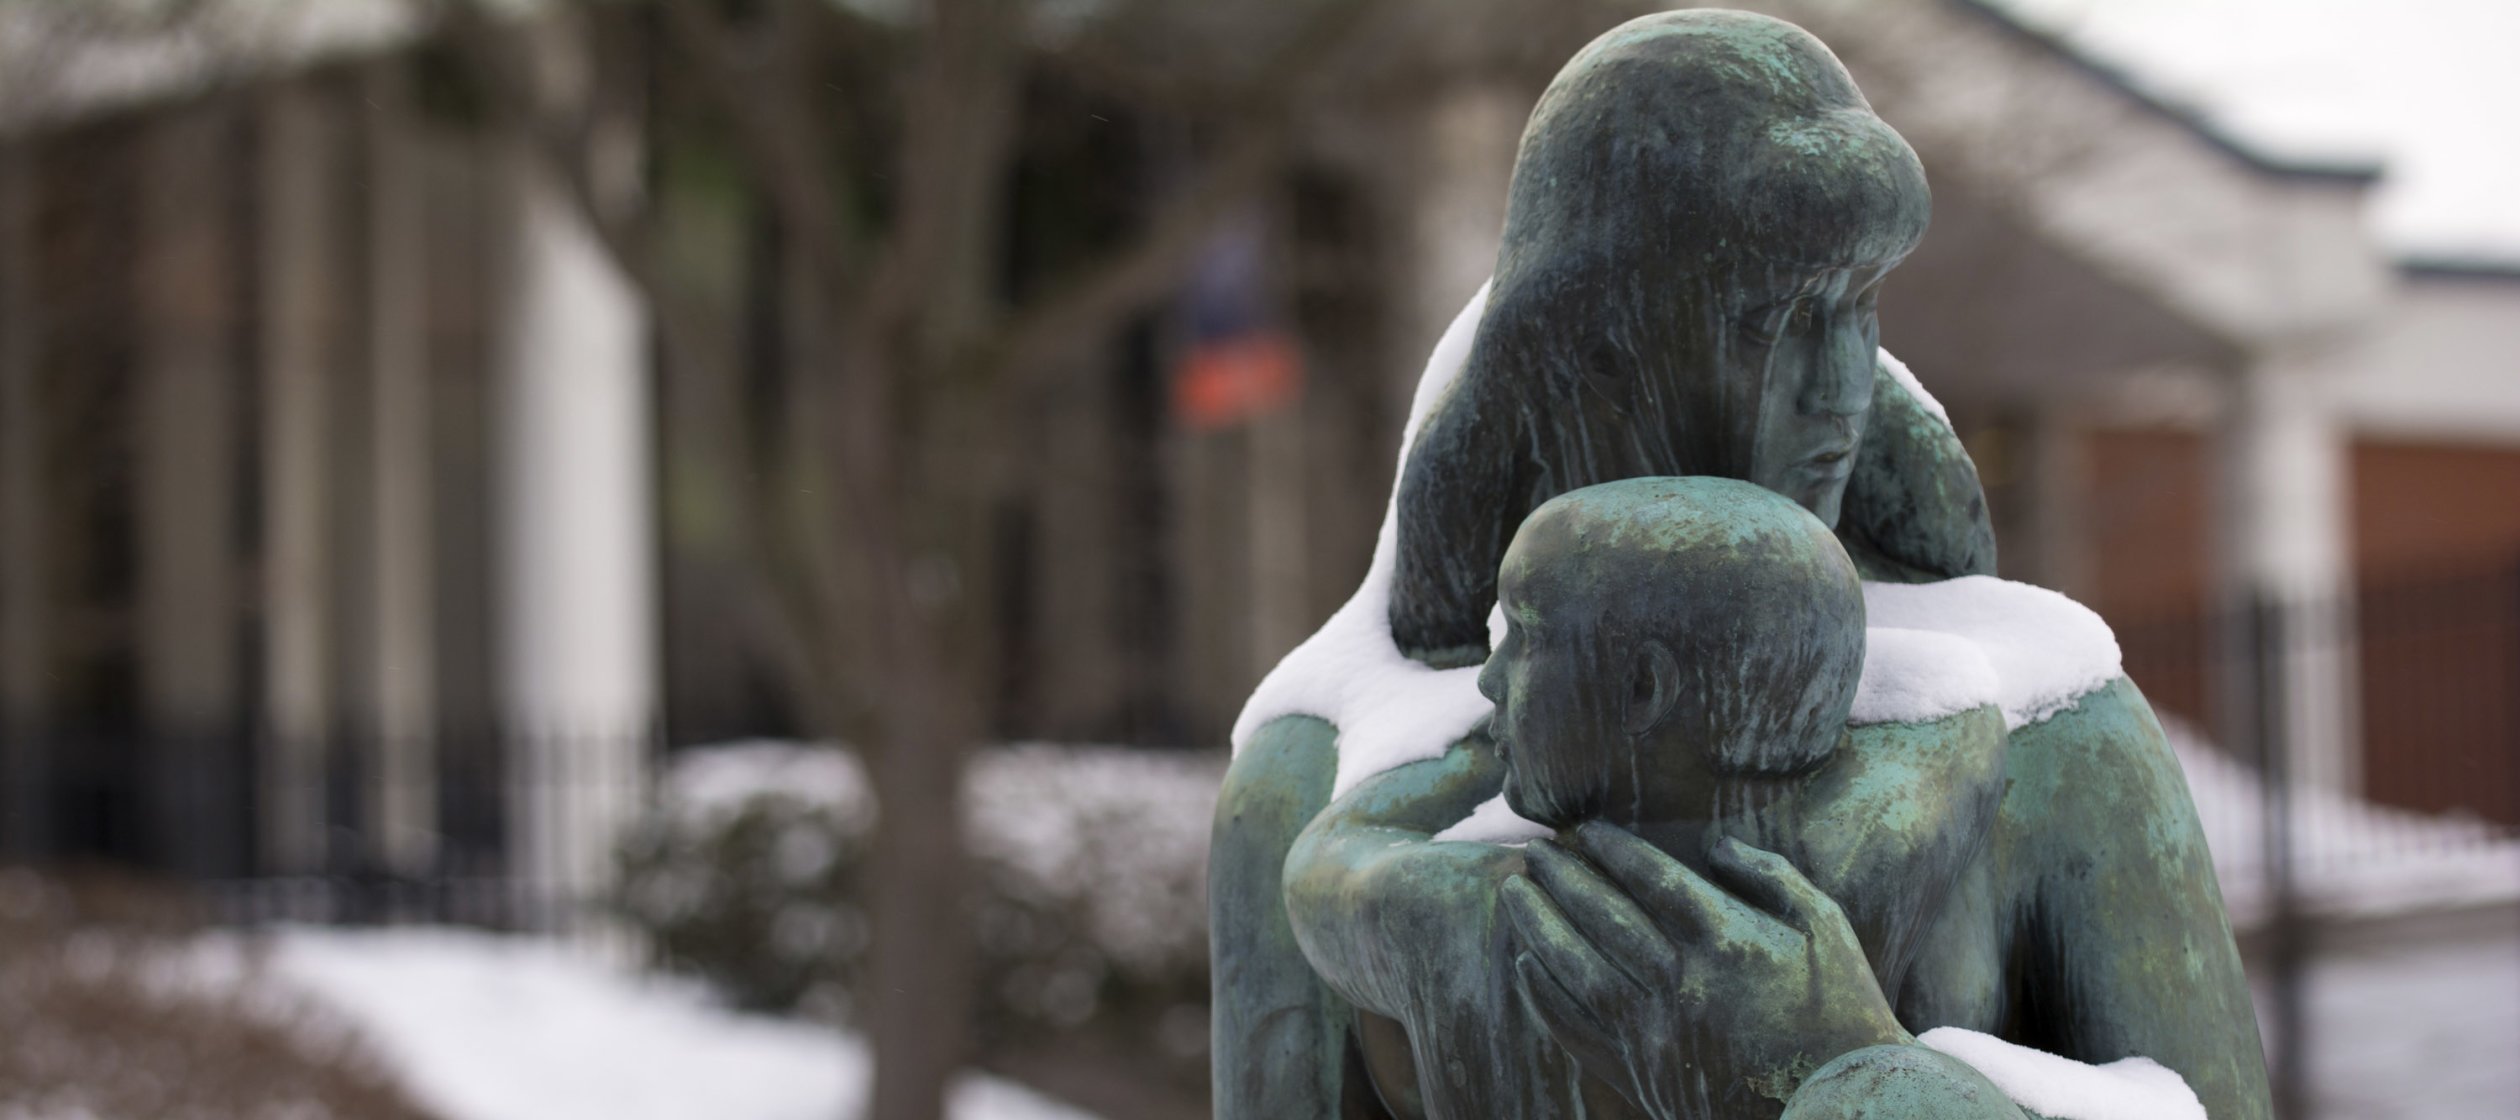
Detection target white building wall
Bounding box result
[2329,275,2520,443]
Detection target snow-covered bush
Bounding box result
[611,741,1221,1074]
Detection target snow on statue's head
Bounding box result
[1388,9,1938,666]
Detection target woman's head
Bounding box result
[1470,9,1929,526]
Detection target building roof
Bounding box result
[0,0,419,137]
[1967,0,2520,269]
[1948,0,2385,185]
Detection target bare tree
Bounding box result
[443,0,1398,1115]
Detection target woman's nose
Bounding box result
[1799,326,1874,417]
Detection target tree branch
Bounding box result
[973,0,1395,394]
[977,122,1290,395]
[865,0,1027,353]
[654,0,869,296]
[441,0,856,737]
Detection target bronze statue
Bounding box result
[1211,10,2265,1120]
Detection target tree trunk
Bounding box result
[835,331,985,1120]
[0,138,46,858]
[864,2,1024,1114]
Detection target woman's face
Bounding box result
[1727,259,1893,528]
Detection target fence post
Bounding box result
[2255,589,2309,1120]
[2509,555,2520,832]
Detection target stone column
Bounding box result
[138,104,245,875]
[1246,215,1310,679]
[364,67,438,875]
[2024,407,2093,600]
[495,150,657,927]
[2223,355,2360,798]
[256,84,339,875]
[1246,402,1311,677]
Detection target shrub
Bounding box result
[610,742,1222,1088]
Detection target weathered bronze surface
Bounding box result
[1210,11,2266,1119]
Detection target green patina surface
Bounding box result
[1209,10,2265,1120]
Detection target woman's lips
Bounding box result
[1802,446,1855,478]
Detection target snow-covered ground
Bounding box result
[2165,723,2520,1118]
[2256,905,2520,1120]
[232,731,2514,1120]
[2164,720,2520,927]
[257,926,1098,1120]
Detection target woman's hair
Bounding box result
[1388,10,1970,663]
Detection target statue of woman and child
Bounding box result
[1209,11,2270,1120]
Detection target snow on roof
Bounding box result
[0,0,420,136]
[1978,0,2520,266]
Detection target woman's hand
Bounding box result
[1504,823,1909,1119]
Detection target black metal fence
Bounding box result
[0,725,656,934]
[2116,557,2520,834]
[2115,554,2520,1118]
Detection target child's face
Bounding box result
[1476,479,1868,829]
[1478,559,1710,829]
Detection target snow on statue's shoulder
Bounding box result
[1858,576,2123,730]
[1878,349,1948,426]
[1849,627,2000,726]
[1229,281,2122,798]
[1229,282,1496,798]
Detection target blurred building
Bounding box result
[0,0,2513,906]
[0,4,654,906]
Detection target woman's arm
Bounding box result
[2001,679,2273,1120]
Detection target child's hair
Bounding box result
[1517,476,1866,776]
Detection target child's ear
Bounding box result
[1623,638,1682,738]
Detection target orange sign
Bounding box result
[1173,332,1303,431]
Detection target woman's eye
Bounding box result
[1743,298,1813,343]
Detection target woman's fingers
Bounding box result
[1502,873,1635,1010]
[1523,839,1681,987]
[1572,821,1763,942]
[1707,835,1840,934]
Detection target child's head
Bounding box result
[1477,477,1866,828]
